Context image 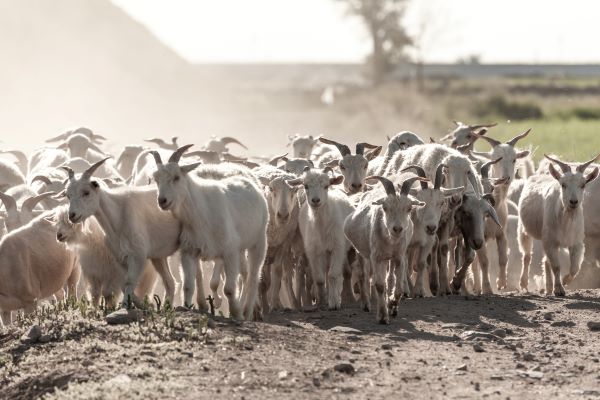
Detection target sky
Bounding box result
[112,0,600,64]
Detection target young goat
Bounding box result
[150,145,268,320]
[344,176,425,324]
[288,167,354,310]
[518,154,599,296]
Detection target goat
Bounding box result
[62,159,178,307]
[150,145,268,320]
[344,176,425,323]
[518,154,599,296]
[439,121,497,151]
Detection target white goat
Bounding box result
[287,134,321,159]
[62,159,178,307]
[318,138,382,194]
[439,121,497,151]
[203,136,248,154]
[150,145,268,320]
[518,154,599,296]
[51,206,157,308]
[287,167,355,310]
[344,176,425,323]
[0,191,56,232]
[0,213,78,325]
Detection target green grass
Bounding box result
[473,118,600,162]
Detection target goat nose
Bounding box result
[158,197,167,206]
[56,233,63,241]
[393,226,403,234]
[473,238,484,249]
[351,183,362,190]
[311,198,321,205]
[570,199,579,207]
[276,211,288,219]
[426,225,437,234]
[68,212,76,221]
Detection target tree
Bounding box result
[337,0,412,86]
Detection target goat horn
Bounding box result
[169,144,194,163]
[365,175,396,196]
[45,131,71,143]
[400,176,429,196]
[31,175,53,186]
[506,128,532,147]
[0,191,17,214]
[148,151,163,165]
[469,122,497,130]
[476,133,502,148]
[480,157,503,180]
[456,143,471,154]
[467,171,482,197]
[577,153,600,173]
[220,137,248,150]
[221,153,247,162]
[60,166,76,180]
[356,142,378,155]
[82,157,111,179]
[544,154,571,173]
[22,192,56,213]
[434,164,447,190]
[401,165,428,189]
[269,153,289,166]
[319,137,351,157]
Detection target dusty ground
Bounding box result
[1,290,600,400]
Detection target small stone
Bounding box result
[551,321,576,328]
[543,312,554,321]
[457,364,468,371]
[492,329,507,338]
[522,352,535,362]
[106,309,143,325]
[174,305,190,312]
[473,343,485,353]
[206,319,216,329]
[312,377,321,387]
[587,321,600,331]
[490,375,504,381]
[38,334,52,343]
[333,363,356,375]
[328,326,361,334]
[381,344,393,350]
[515,363,525,369]
[20,325,42,344]
[278,371,288,380]
[520,370,544,379]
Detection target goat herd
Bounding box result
[0,123,598,326]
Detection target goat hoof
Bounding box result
[553,286,566,297]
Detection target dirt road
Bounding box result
[1,290,600,399]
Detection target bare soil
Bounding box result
[1,290,600,400]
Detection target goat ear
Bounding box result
[585,167,599,185]
[91,180,99,189]
[53,190,66,199]
[548,163,562,181]
[365,146,382,161]
[471,151,492,160]
[330,175,344,186]
[258,176,271,187]
[181,162,202,174]
[516,150,530,159]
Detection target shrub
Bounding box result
[473,94,543,120]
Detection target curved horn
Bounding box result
[506,128,531,147]
[148,151,163,166]
[469,122,497,130]
[400,176,429,196]
[221,153,247,162]
[31,175,53,186]
[220,137,248,150]
[269,153,289,166]
[434,164,447,190]
[22,192,56,213]
[73,127,94,137]
[401,165,428,189]
[0,149,28,167]
[486,201,502,228]
[577,153,600,173]
[87,141,106,155]
[356,142,378,155]
[319,137,351,157]
[476,134,502,148]
[456,143,471,154]
[60,166,75,180]
[0,192,17,214]
[365,175,396,196]
[544,154,571,173]
[480,157,503,179]
[169,144,194,163]
[82,157,110,179]
[45,131,71,143]
[467,171,482,197]
[91,133,108,141]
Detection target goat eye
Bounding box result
[340,165,346,170]
[83,191,90,196]
[562,184,566,189]
[304,185,308,190]
[174,176,180,182]
[325,185,330,190]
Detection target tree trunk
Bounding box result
[370,24,385,86]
